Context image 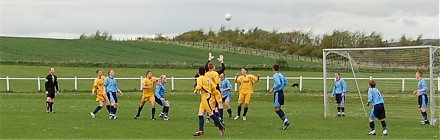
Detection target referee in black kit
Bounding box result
[45,67,59,113]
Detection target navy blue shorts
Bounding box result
[107,92,118,103]
[274,90,285,107]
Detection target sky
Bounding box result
[1,0,439,41]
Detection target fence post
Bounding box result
[438,77,440,91]
[401,79,405,92]
[140,76,143,91]
[369,76,372,80]
[266,76,270,91]
[299,76,303,92]
[6,76,9,91]
[37,77,41,91]
[74,76,78,91]
[234,76,238,91]
[171,76,174,91]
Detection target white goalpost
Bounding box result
[323,46,438,125]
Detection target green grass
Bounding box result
[0,36,321,69]
[0,92,438,139]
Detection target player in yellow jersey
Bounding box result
[205,62,225,124]
[193,67,225,136]
[234,68,260,121]
[134,70,158,120]
[90,70,110,118]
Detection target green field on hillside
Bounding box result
[0,36,321,69]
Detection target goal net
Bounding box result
[323,46,439,125]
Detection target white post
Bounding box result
[74,76,78,91]
[437,77,440,91]
[369,76,372,80]
[299,76,303,92]
[266,76,270,91]
[6,76,9,91]
[37,77,41,91]
[234,76,238,91]
[171,76,174,91]
[401,79,405,92]
[140,76,143,91]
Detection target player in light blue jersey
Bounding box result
[332,72,347,117]
[104,70,123,119]
[155,75,170,121]
[366,80,387,136]
[219,73,233,119]
[414,70,430,125]
[269,64,290,130]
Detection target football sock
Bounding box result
[136,106,143,116]
[341,107,345,114]
[370,121,375,131]
[114,108,117,114]
[93,106,102,114]
[49,102,53,112]
[421,112,428,121]
[162,106,166,113]
[152,108,156,119]
[219,109,224,119]
[46,101,49,110]
[164,106,170,114]
[276,110,286,121]
[198,116,204,131]
[337,107,341,114]
[237,106,242,116]
[227,109,232,116]
[106,105,111,113]
[209,114,223,130]
[381,121,387,130]
[243,107,249,116]
[110,106,115,114]
[215,111,220,117]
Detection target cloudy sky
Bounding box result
[1,0,438,41]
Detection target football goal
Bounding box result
[323,46,439,125]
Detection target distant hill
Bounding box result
[0,36,322,70]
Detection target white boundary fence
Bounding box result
[1,76,439,92]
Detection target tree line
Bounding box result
[170,26,438,58]
[79,28,439,58]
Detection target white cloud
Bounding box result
[1,0,438,40]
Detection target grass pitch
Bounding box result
[0,92,438,139]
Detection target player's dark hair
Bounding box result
[369,80,376,88]
[417,70,423,77]
[242,67,248,73]
[336,72,340,76]
[273,64,280,71]
[96,70,101,73]
[198,67,206,76]
[146,70,152,76]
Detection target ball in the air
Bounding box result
[225,14,232,21]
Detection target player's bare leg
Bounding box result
[225,100,232,119]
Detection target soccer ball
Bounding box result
[225,14,232,21]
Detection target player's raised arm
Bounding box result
[234,73,240,83]
[216,55,225,74]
